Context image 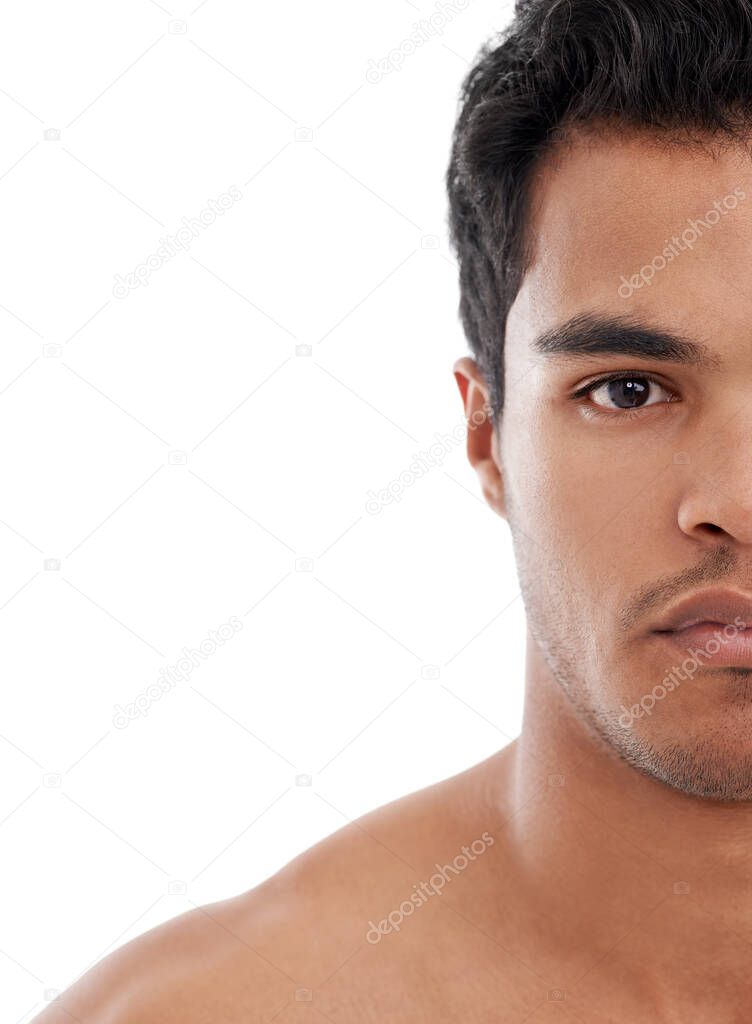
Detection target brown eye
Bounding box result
[588,376,672,411]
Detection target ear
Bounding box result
[453,357,506,519]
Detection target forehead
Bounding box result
[506,129,752,357]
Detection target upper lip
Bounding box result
[651,588,752,632]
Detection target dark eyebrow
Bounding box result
[532,312,722,369]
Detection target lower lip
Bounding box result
[651,623,752,667]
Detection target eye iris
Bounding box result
[606,378,649,409]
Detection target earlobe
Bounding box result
[452,357,506,520]
[476,430,506,521]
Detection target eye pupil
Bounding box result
[607,378,649,409]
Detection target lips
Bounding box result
[648,589,752,667]
[651,589,752,634]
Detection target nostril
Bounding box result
[699,523,724,535]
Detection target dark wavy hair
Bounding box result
[446,0,752,426]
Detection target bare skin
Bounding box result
[35,129,752,1022]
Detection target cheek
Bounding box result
[501,402,673,558]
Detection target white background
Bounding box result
[0,1,524,1019]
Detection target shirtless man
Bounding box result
[36,1,752,1020]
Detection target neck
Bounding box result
[506,631,752,1012]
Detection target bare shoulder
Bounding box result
[30,884,283,1024]
[33,749,527,1023]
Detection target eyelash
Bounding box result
[570,372,680,418]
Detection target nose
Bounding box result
[677,421,752,546]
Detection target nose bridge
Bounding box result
[677,407,752,541]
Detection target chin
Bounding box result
[619,726,752,802]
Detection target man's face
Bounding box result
[500,129,752,800]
